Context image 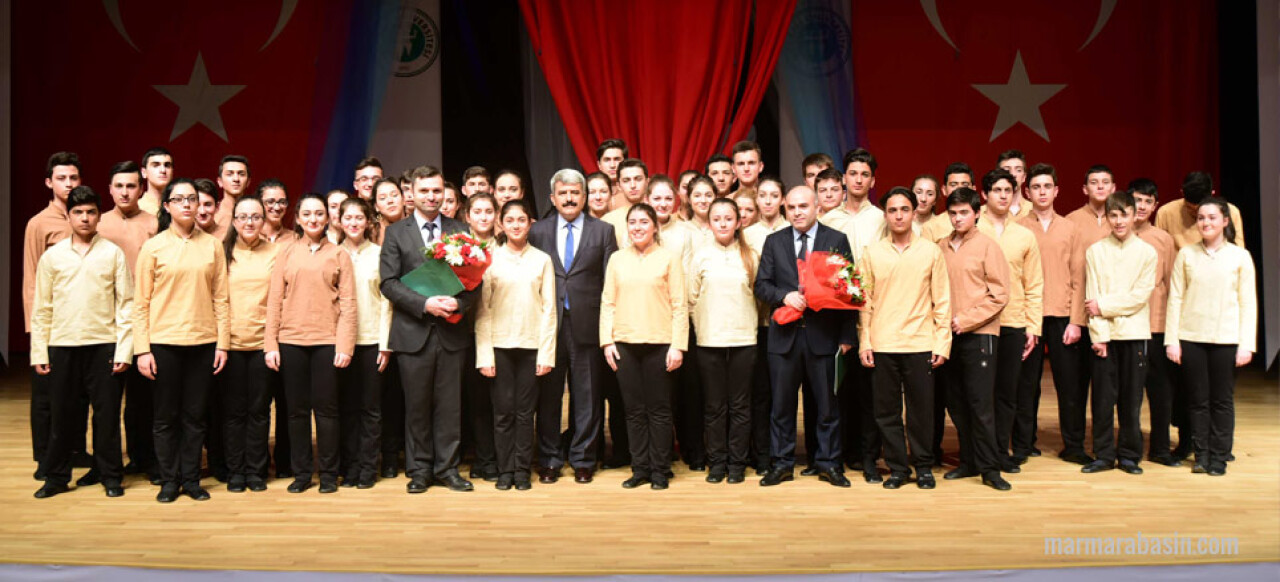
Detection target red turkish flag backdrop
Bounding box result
[10,0,328,349]
[849,0,1219,211]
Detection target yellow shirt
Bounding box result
[474,243,557,368]
[688,240,758,347]
[978,214,1044,335]
[602,204,633,248]
[30,236,134,366]
[97,207,157,276]
[820,199,885,262]
[138,192,161,217]
[134,228,231,353]
[227,238,279,351]
[858,234,951,357]
[344,240,392,350]
[1165,242,1257,352]
[920,212,952,243]
[743,217,788,256]
[1155,198,1246,249]
[1085,234,1157,343]
[600,244,688,349]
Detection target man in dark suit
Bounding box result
[529,169,618,484]
[754,185,855,487]
[380,165,480,494]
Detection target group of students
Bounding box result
[22,139,1256,501]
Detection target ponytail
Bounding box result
[156,178,197,233]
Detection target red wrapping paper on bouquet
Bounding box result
[405,233,493,323]
[772,251,865,325]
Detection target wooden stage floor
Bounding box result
[0,362,1276,575]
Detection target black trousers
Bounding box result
[842,347,879,468]
[698,345,754,472]
[873,352,935,476]
[1145,332,1175,456]
[380,359,405,465]
[269,369,291,475]
[462,341,497,473]
[993,326,1026,458]
[942,333,1000,476]
[151,343,215,486]
[30,369,88,464]
[768,331,841,471]
[220,350,271,479]
[1180,341,1236,468]
[280,344,340,482]
[42,344,123,485]
[1014,318,1059,456]
[615,342,675,477]
[398,333,464,480]
[122,364,155,472]
[538,309,606,469]
[675,329,705,467]
[749,328,772,468]
[1090,339,1148,464]
[339,345,383,481]
[493,348,538,475]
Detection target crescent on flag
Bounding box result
[261,0,299,51]
[1079,0,1118,51]
[102,0,298,52]
[103,0,139,52]
[920,0,958,51]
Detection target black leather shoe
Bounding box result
[34,482,69,499]
[76,469,101,487]
[33,468,46,481]
[246,476,268,492]
[340,476,357,488]
[183,483,211,501]
[103,482,124,497]
[148,474,163,486]
[438,473,474,492]
[1001,462,1022,474]
[514,475,532,490]
[1029,447,1042,457]
[357,476,376,489]
[862,471,883,484]
[800,465,820,477]
[1081,460,1114,474]
[537,467,559,484]
[621,474,650,489]
[318,480,338,494]
[916,472,936,489]
[726,471,745,484]
[650,476,669,490]
[227,475,246,493]
[982,473,1012,491]
[380,464,398,479]
[1207,465,1226,476]
[1060,451,1095,465]
[156,483,180,503]
[1226,453,1236,462]
[1010,455,1029,466]
[574,467,594,484]
[1191,463,1209,474]
[706,467,727,483]
[818,468,851,487]
[1118,460,1143,475]
[754,464,769,476]
[287,479,313,493]
[759,467,793,486]
[944,467,978,480]
[883,474,908,489]
[1149,455,1181,467]
[406,477,429,494]
[496,473,514,490]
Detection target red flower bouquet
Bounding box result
[402,232,493,323]
[772,251,866,325]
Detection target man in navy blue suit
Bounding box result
[754,186,856,487]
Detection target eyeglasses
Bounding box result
[234,214,264,223]
[263,199,289,208]
[169,195,200,205]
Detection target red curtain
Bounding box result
[521,0,796,177]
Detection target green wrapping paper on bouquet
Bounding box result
[402,258,465,299]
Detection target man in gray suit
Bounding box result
[529,169,617,484]
[380,165,481,494]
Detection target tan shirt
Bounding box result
[138,192,162,217]
[820,199,885,262]
[978,214,1044,335]
[920,212,952,243]
[600,244,689,349]
[97,207,157,276]
[1165,243,1257,352]
[941,229,1010,336]
[1135,223,1176,334]
[1018,211,1086,325]
[30,236,134,366]
[1065,204,1112,247]
[227,238,279,351]
[602,204,633,248]
[344,241,392,350]
[1155,198,1246,249]
[265,238,359,355]
[689,240,758,347]
[263,226,299,246]
[474,243,558,368]
[1085,234,1157,343]
[213,194,238,236]
[23,201,72,332]
[859,234,951,356]
[134,228,231,353]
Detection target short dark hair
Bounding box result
[1084,164,1114,184]
[596,138,629,160]
[943,162,974,184]
[67,185,100,210]
[802,152,834,170]
[46,151,81,178]
[842,147,877,175]
[1104,191,1135,215]
[141,147,172,168]
[218,154,250,176]
[730,140,762,158]
[194,178,218,197]
[814,168,843,186]
[982,169,1017,194]
[108,160,141,182]
[1126,178,1158,200]
[946,187,982,213]
[619,158,650,178]
[1181,171,1214,205]
[881,186,917,210]
[704,154,732,173]
[412,165,444,183]
[1027,163,1057,185]
[354,156,383,173]
[255,178,288,198]
[462,165,490,183]
[996,149,1025,166]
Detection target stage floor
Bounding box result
[0,361,1276,575]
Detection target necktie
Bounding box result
[798,231,809,261]
[423,221,437,243]
[562,223,575,309]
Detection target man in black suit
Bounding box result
[380,165,480,494]
[529,169,617,484]
[754,185,855,488]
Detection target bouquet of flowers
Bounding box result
[402,232,493,323]
[772,250,866,325]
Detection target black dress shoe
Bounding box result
[600,458,630,470]
[537,467,559,484]
[916,472,936,489]
[76,469,101,487]
[1001,462,1021,474]
[621,474,650,489]
[800,465,820,477]
[882,474,908,489]
[726,471,745,484]
[982,473,1012,491]
[318,480,338,494]
[183,484,211,501]
[1149,455,1181,467]
[687,463,706,472]
[1029,447,1042,457]
[496,473,514,490]
[340,476,357,488]
[862,471,883,484]
[156,483,180,503]
[357,476,376,489]
[104,482,125,497]
[1060,451,1095,465]
[34,482,70,499]
[380,465,398,479]
[1118,460,1143,475]
[818,468,851,488]
[1191,463,1209,474]
[944,467,978,480]
[650,476,669,490]
[759,467,793,486]
[1081,460,1114,474]
[574,467,594,484]
[1226,453,1235,462]
[514,475,532,490]
[706,466,727,483]
[438,473,474,492]
[1010,455,1029,466]
[406,477,429,494]
[148,474,163,486]
[246,476,268,492]
[1170,442,1192,462]
[1207,465,1226,476]
[33,468,46,481]
[287,479,313,493]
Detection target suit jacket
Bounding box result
[529,213,617,347]
[379,214,480,353]
[754,223,857,355]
